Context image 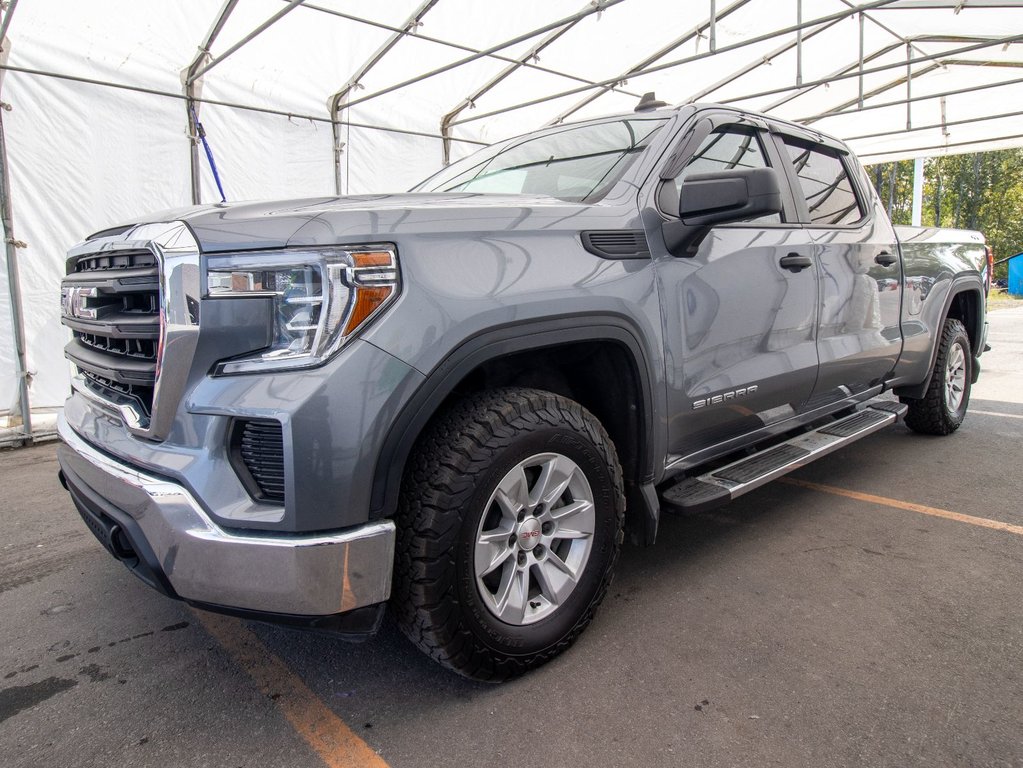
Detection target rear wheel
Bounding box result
[392,387,625,681]
[901,317,972,435]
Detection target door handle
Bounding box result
[874,251,898,267]
[779,253,813,272]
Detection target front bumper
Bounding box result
[57,414,395,620]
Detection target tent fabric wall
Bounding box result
[3,72,193,415]
[1,0,1022,434]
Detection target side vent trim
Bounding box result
[581,230,652,260]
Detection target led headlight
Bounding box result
[206,245,399,373]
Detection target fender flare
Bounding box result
[368,314,659,520]
[895,275,985,400]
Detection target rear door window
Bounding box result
[782,138,864,226]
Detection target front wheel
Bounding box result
[901,317,972,435]
[392,388,625,682]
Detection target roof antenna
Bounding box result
[635,92,668,112]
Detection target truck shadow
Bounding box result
[244,478,810,706]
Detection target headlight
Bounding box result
[206,245,399,373]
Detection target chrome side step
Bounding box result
[660,400,907,514]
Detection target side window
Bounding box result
[673,127,781,224]
[782,139,864,226]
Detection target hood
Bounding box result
[96,193,596,253]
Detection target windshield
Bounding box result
[414,117,669,202]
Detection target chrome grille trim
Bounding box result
[63,222,200,441]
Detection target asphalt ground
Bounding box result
[2,307,1022,768]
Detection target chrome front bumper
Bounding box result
[57,414,395,617]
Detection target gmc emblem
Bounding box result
[61,285,99,320]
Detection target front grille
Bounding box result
[77,332,158,360]
[62,248,160,421]
[234,419,286,504]
[75,250,157,273]
[80,369,154,417]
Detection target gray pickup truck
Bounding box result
[57,102,990,681]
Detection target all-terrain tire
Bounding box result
[901,317,972,435]
[392,387,625,682]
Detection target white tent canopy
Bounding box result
[2,0,1022,441]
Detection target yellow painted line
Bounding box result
[195,610,389,768]
[780,477,1023,536]
[970,409,1023,420]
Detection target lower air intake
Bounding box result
[234,419,286,504]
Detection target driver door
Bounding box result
[645,115,821,462]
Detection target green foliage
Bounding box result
[866,149,1023,279]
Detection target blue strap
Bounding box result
[190,105,227,203]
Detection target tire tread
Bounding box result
[392,387,625,682]
[902,318,971,436]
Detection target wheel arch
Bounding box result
[369,315,660,540]
[944,286,985,355]
[894,278,985,400]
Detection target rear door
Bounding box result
[647,113,821,461]
[772,131,903,407]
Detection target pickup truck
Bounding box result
[56,101,990,681]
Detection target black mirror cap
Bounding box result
[678,167,782,227]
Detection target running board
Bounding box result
[660,400,908,514]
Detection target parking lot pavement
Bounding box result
[972,305,1023,405]
[2,307,1021,768]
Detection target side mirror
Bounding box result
[663,167,783,255]
[679,167,782,225]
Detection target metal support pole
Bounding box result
[760,33,988,116]
[843,107,1023,143]
[330,0,439,194]
[760,40,902,113]
[440,1,590,165]
[906,42,913,130]
[911,156,924,227]
[858,12,865,107]
[843,1,929,62]
[0,0,19,46]
[185,0,240,205]
[796,0,803,86]
[331,118,345,196]
[687,15,844,104]
[187,0,307,85]
[2,62,489,147]
[861,132,1023,164]
[301,1,643,98]
[0,108,31,444]
[453,0,903,129]
[887,163,896,218]
[798,73,1023,124]
[342,0,627,112]
[187,110,201,204]
[710,0,717,52]
[724,35,1023,118]
[550,0,754,126]
[803,62,940,125]
[0,0,30,443]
